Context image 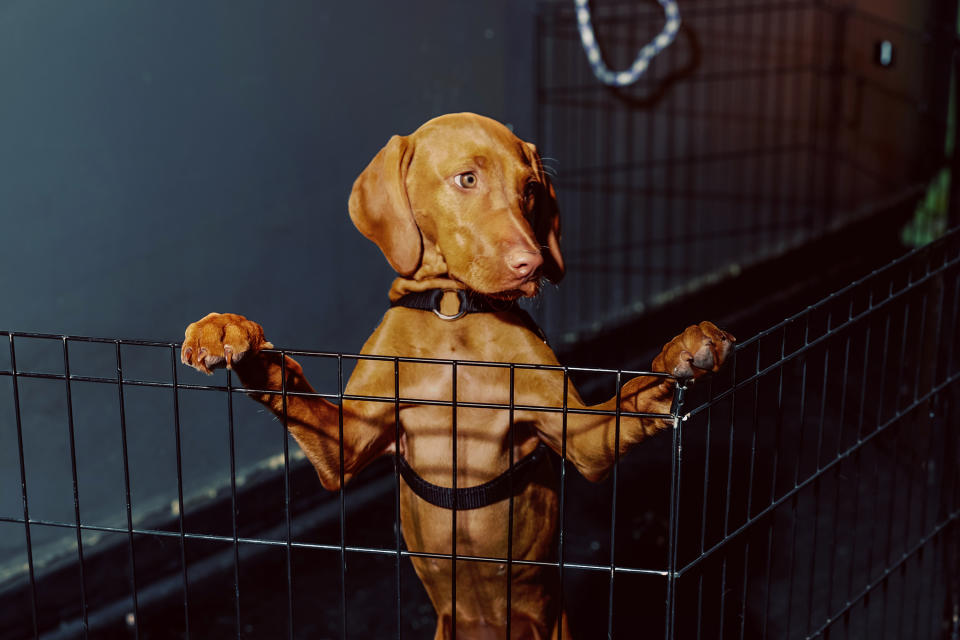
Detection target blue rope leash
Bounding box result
[574,0,681,87]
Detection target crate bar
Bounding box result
[641,42,653,304]
[394,358,402,640]
[685,2,703,288]
[643,5,655,301]
[664,382,687,640]
[225,369,241,639]
[0,368,671,420]
[865,284,894,603]
[882,294,911,638]
[825,303,853,621]
[607,371,622,638]
[722,0,738,272]
[806,311,833,631]
[115,341,140,639]
[0,511,673,576]
[0,372,678,418]
[788,3,811,237]
[61,338,89,637]
[0,334,669,376]
[820,4,847,229]
[865,287,894,638]
[941,269,960,635]
[9,335,39,639]
[926,255,947,398]
[451,360,458,640]
[597,21,612,322]
[751,0,771,252]
[761,327,787,636]
[814,311,834,469]
[338,354,348,640]
[845,288,875,617]
[0,331,677,378]
[622,9,637,301]
[665,3,678,288]
[280,353,294,639]
[169,346,190,639]
[533,5,550,335]
[556,368,569,640]
[719,356,739,635]
[696,382,714,640]
[911,316,944,638]
[804,0,823,234]
[901,360,946,637]
[506,364,515,640]
[739,341,764,640]
[911,261,932,405]
[785,318,812,635]
[900,289,931,623]
[698,387,713,556]
[947,272,960,380]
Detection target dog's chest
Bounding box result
[396,359,514,406]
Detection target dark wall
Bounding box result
[0,0,537,348]
[0,0,537,575]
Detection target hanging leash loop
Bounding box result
[574,0,681,87]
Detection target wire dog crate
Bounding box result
[1,227,958,638]
[3,0,960,637]
[533,0,954,342]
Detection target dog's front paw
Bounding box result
[181,312,273,374]
[653,321,735,382]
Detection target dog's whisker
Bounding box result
[539,159,559,177]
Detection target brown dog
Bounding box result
[181,113,733,639]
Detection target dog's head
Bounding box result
[349,112,564,299]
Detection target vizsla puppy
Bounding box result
[181,113,733,639]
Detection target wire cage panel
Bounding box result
[1,228,958,639]
[2,0,958,633]
[668,225,960,638]
[533,0,948,341]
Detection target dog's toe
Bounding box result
[692,341,715,370]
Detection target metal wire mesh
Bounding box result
[533,0,952,342]
[1,227,958,638]
[666,224,960,639]
[2,0,959,635]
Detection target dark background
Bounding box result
[2,0,957,638]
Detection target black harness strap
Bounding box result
[395,442,549,510]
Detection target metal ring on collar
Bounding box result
[432,289,467,321]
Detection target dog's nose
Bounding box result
[507,249,543,279]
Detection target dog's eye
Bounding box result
[523,183,540,211]
[454,172,478,189]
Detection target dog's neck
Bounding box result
[388,239,464,302]
[389,276,465,302]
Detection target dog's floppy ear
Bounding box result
[526,143,564,284]
[349,135,422,276]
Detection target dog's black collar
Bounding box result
[391,288,550,343]
[391,288,517,319]
[396,442,549,510]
